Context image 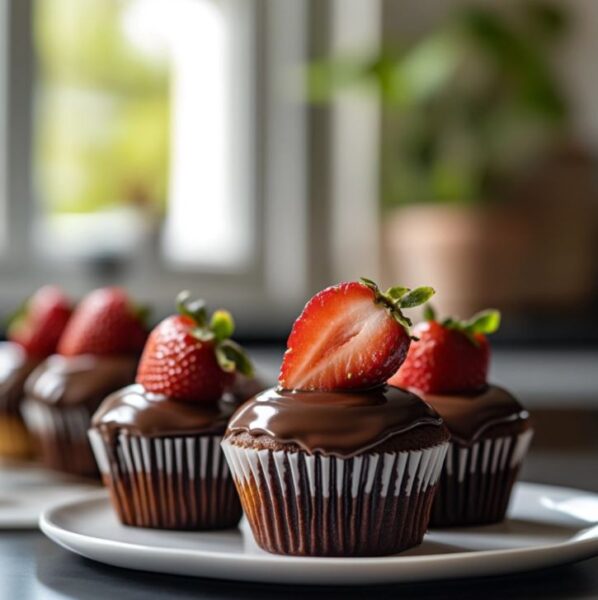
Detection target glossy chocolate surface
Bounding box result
[25,354,137,408]
[225,385,444,457]
[419,384,529,445]
[92,383,237,438]
[0,342,39,413]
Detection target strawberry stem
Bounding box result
[359,277,435,336]
[425,304,501,344]
[175,290,254,378]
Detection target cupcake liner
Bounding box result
[20,400,97,476]
[221,440,449,556]
[431,429,534,527]
[88,429,242,530]
[0,413,33,458]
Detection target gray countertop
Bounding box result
[1,347,598,599]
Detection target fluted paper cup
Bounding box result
[221,440,449,556]
[88,429,242,530]
[21,399,97,476]
[431,429,534,527]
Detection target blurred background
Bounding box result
[0,0,598,346]
[0,0,597,490]
[1,0,597,348]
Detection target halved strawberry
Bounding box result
[136,292,253,403]
[7,286,72,358]
[389,305,500,393]
[278,278,435,392]
[58,287,148,356]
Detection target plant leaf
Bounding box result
[385,286,410,301]
[216,340,254,377]
[210,310,234,341]
[398,286,436,308]
[423,304,436,322]
[465,309,501,334]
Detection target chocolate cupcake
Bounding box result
[390,306,533,527]
[223,279,449,556]
[23,355,138,475]
[88,292,255,530]
[21,288,147,476]
[1,286,72,458]
[0,343,39,458]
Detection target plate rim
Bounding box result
[39,482,598,582]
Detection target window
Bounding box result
[0,0,320,332]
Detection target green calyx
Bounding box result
[176,291,254,377]
[359,277,436,336]
[424,304,501,344]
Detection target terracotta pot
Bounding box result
[382,204,531,317]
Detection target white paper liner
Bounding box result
[221,440,449,556]
[88,429,241,530]
[432,429,534,526]
[20,399,97,475]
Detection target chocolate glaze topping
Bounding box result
[225,385,444,457]
[418,384,528,445]
[92,383,236,439]
[0,342,40,413]
[25,354,137,408]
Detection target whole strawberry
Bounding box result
[7,286,72,358]
[389,306,501,394]
[278,278,435,392]
[136,292,253,403]
[58,287,148,356]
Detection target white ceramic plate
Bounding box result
[40,482,598,585]
[0,459,100,528]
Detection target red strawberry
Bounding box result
[278,278,435,392]
[58,287,148,356]
[389,306,500,393]
[7,286,72,358]
[136,291,253,403]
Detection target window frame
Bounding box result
[0,0,328,335]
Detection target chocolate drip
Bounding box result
[225,386,444,457]
[419,384,529,445]
[92,384,236,439]
[25,354,138,408]
[0,342,39,414]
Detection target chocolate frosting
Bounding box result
[0,342,40,413]
[225,385,444,457]
[418,384,529,445]
[25,354,138,408]
[92,383,236,438]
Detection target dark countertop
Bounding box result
[1,347,598,599]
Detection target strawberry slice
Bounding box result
[58,287,148,357]
[278,278,435,392]
[136,291,254,403]
[389,305,500,393]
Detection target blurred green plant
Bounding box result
[309,1,569,207]
[35,0,169,215]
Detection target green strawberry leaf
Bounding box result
[176,290,208,326]
[385,286,410,301]
[465,309,501,335]
[398,286,436,308]
[216,340,254,377]
[423,304,436,322]
[210,309,235,341]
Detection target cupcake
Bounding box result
[389,306,533,527]
[21,288,147,476]
[88,292,255,530]
[0,286,72,458]
[223,279,450,556]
